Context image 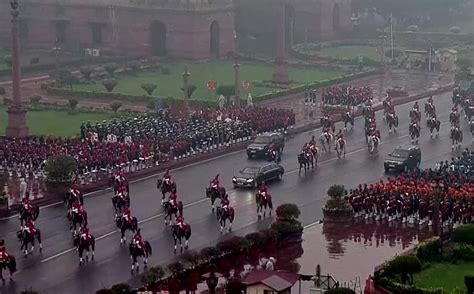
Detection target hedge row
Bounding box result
[44,69,379,107]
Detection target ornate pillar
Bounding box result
[182,65,190,110]
[272,0,289,84]
[233,55,241,107]
[6,0,28,138]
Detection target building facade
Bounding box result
[0,0,352,60]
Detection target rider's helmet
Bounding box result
[214,174,219,180]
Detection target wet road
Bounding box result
[0,92,471,294]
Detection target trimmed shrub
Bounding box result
[110,101,122,113]
[142,266,164,286]
[80,66,93,80]
[216,85,235,98]
[416,237,442,262]
[0,86,5,95]
[276,203,300,221]
[3,98,12,105]
[452,243,474,262]
[167,261,184,275]
[449,26,461,34]
[45,154,77,182]
[141,83,157,95]
[29,95,42,106]
[102,79,118,93]
[325,288,356,294]
[161,67,171,75]
[104,63,119,76]
[271,220,303,235]
[181,250,201,267]
[29,57,40,65]
[95,290,113,294]
[110,283,131,294]
[327,185,345,198]
[200,246,221,261]
[68,98,78,110]
[386,255,422,284]
[452,224,474,245]
[181,84,197,99]
[245,232,265,247]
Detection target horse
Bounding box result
[129,241,152,273]
[367,135,379,155]
[319,132,333,153]
[73,233,95,265]
[298,153,310,175]
[112,193,130,217]
[265,148,281,164]
[382,100,392,118]
[450,127,463,150]
[16,228,42,257]
[0,255,16,284]
[343,112,354,131]
[256,192,273,218]
[386,113,399,134]
[19,205,39,227]
[116,216,138,244]
[424,102,436,117]
[409,123,420,144]
[157,179,177,204]
[171,224,191,252]
[163,200,183,226]
[69,211,88,234]
[334,138,346,159]
[64,191,83,209]
[427,117,440,138]
[320,116,335,133]
[450,111,460,126]
[216,207,235,233]
[206,186,226,212]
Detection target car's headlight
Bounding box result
[246,179,254,183]
[232,177,237,181]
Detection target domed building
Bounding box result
[0,0,352,59]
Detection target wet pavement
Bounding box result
[0,91,470,294]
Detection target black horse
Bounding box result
[157,179,177,204]
[409,123,420,144]
[427,117,440,138]
[171,224,191,252]
[298,153,311,175]
[320,116,335,133]
[409,109,421,122]
[73,233,95,265]
[64,191,83,209]
[163,200,183,226]
[216,207,234,233]
[450,127,463,149]
[69,211,88,234]
[424,102,436,117]
[129,241,152,273]
[112,194,130,217]
[16,228,42,257]
[343,112,354,131]
[19,205,39,227]
[116,216,138,244]
[386,113,399,134]
[205,186,226,212]
[450,111,460,126]
[256,193,273,219]
[0,255,16,284]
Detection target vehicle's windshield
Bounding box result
[391,149,410,158]
[241,167,260,174]
[254,136,272,144]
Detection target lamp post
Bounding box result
[5,0,29,138]
[182,65,190,111]
[431,179,444,238]
[272,0,289,84]
[53,37,61,81]
[233,53,241,107]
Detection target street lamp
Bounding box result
[202,265,222,294]
[431,179,444,238]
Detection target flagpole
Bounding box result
[390,12,394,62]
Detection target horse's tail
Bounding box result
[145,241,152,256]
[268,198,273,210]
[132,217,138,231]
[185,226,192,239]
[156,179,162,189]
[229,208,235,222]
[91,236,95,251]
[33,205,40,221]
[178,201,184,215]
[36,229,42,243]
[8,256,17,273]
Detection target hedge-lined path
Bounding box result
[0,91,468,294]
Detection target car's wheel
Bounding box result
[384,166,390,173]
[233,185,239,189]
[247,154,252,159]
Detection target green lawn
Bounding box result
[0,107,114,137]
[72,60,343,101]
[414,261,474,291]
[316,45,380,60]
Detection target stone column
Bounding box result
[6,0,29,138]
[233,55,241,107]
[272,0,289,84]
[182,65,190,110]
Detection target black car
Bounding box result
[232,163,284,188]
[246,132,285,159]
[384,145,421,173]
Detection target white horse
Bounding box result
[319,131,333,153]
[334,138,346,158]
[367,135,380,154]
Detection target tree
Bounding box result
[102,79,118,93]
[0,86,5,96]
[387,255,422,284]
[167,261,184,276]
[127,60,141,74]
[104,63,119,76]
[3,55,12,67]
[110,283,131,294]
[80,66,93,80]
[68,98,78,110]
[57,70,74,88]
[141,83,157,95]
[110,101,122,113]
[276,203,301,221]
[142,266,165,287]
[180,84,197,99]
[216,85,235,98]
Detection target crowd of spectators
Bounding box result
[0,106,295,177]
[348,149,473,224]
[322,86,373,106]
